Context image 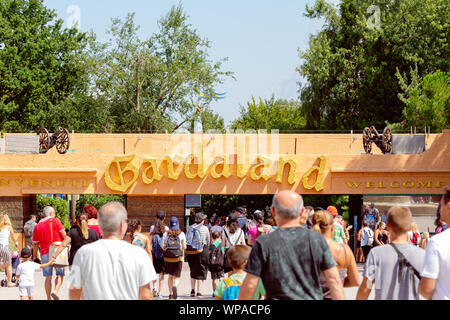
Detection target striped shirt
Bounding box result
[190,223,211,247]
[332,222,346,244]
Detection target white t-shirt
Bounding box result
[162,231,186,250]
[0,226,9,246]
[16,261,40,287]
[69,239,157,300]
[420,229,450,300]
[360,227,374,247]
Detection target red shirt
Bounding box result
[32,217,65,256]
[88,224,102,237]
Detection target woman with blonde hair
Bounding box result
[0,212,19,287]
[419,232,430,250]
[407,222,421,246]
[312,210,360,299]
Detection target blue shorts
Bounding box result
[42,253,65,277]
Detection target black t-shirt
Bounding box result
[68,226,99,265]
[245,226,337,300]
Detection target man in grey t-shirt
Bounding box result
[357,206,425,300]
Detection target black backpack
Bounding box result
[209,244,224,272]
[164,235,182,258]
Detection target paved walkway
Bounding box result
[0,262,374,300]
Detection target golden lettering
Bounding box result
[15,179,24,187]
[302,156,326,191]
[210,156,232,179]
[56,179,65,187]
[142,158,163,185]
[417,181,432,188]
[249,156,272,181]
[185,155,206,179]
[72,180,77,187]
[276,157,296,184]
[165,155,184,180]
[83,180,88,187]
[28,180,38,187]
[402,181,415,188]
[105,155,139,192]
[236,142,247,178]
[42,180,52,187]
[365,181,376,188]
[346,181,361,188]
[390,181,400,188]
[378,181,386,188]
[0,179,10,186]
[436,181,447,188]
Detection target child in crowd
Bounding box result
[209,231,225,297]
[16,248,55,300]
[214,245,265,300]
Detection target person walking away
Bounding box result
[408,222,421,246]
[222,213,246,274]
[238,191,345,300]
[186,212,210,297]
[419,232,430,250]
[83,205,101,237]
[356,227,365,263]
[162,217,186,300]
[68,202,157,300]
[312,210,360,299]
[32,206,69,300]
[209,231,225,297]
[23,215,37,253]
[327,206,346,244]
[53,212,99,266]
[210,214,223,235]
[360,221,374,261]
[215,245,265,300]
[247,210,272,247]
[373,222,389,247]
[151,219,167,298]
[0,212,19,287]
[419,187,450,300]
[129,219,153,261]
[16,248,55,300]
[356,206,425,300]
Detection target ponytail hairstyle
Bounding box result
[78,212,89,240]
[129,219,142,235]
[312,210,334,235]
[153,219,166,236]
[253,210,264,226]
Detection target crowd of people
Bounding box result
[0,186,449,300]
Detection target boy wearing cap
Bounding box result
[327,206,346,244]
[16,248,55,300]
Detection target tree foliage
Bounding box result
[36,195,70,229]
[0,0,88,132]
[298,0,449,130]
[394,69,449,132]
[230,95,306,132]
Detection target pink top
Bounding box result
[88,225,101,237]
[248,224,272,241]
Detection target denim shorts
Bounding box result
[42,253,65,277]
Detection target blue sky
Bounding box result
[43,0,332,127]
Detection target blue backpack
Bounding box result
[186,225,204,251]
[152,234,164,259]
[222,277,243,300]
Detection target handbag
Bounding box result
[48,219,70,268]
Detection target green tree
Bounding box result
[230,95,306,132]
[394,69,449,132]
[36,195,70,229]
[0,0,89,132]
[90,5,233,133]
[298,0,449,130]
[76,194,126,214]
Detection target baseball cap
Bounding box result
[169,216,180,230]
[234,207,245,215]
[156,210,166,220]
[194,212,207,223]
[327,206,338,217]
[21,247,32,258]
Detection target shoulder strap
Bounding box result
[234,229,243,246]
[390,243,422,289]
